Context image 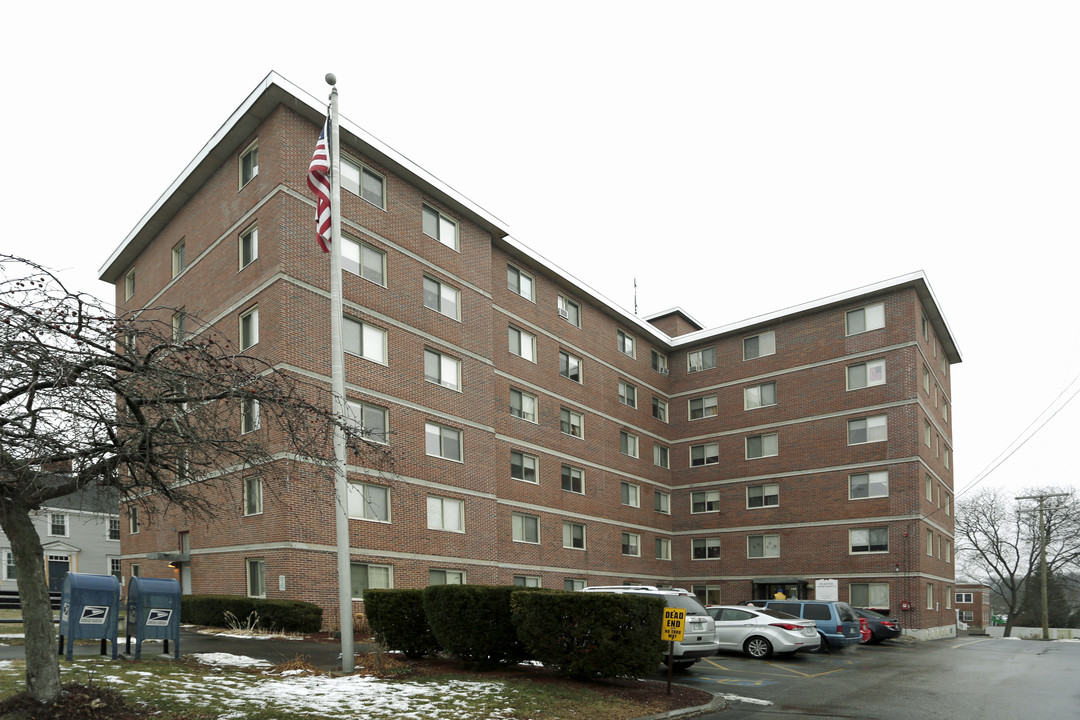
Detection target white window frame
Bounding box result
[348,481,390,522]
[172,309,186,342]
[239,140,258,187]
[425,422,462,462]
[687,346,717,373]
[508,326,537,362]
[514,575,541,588]
[927,582,934,610]
[621,481,640,508]
[956,592,974,604]
[124,269,135,300]
[692,537,722,560]
[746,433,778,459]
[689,395,718,420]
[427,495,464,533]
[747,534,780,558]
[340,156,385,209]
[621,532,641,557]
[560,408,584,439]
[423,276,460,320]
[562,521,586,549]
[246,558,266,598]
[171,239,185,278]
[559,350,582,382]
[651,397,668,422]
[847,360,886,390]
[342,236,386,286]
[655,537,672,560]
[243,476,263,516]
[507,264,535,301]
[849,471,889,500]
[846,302,885,335]
[849,582,890,608]
[345,400,389,444]
[510,388,538,423]
[617,330,636,358]
[557,295,580,327]
[744,382,777,410]
[850,527,889,554]
[561,465,584,494]
[743,330,776,360]
[425,349,462,391]
[241,398,260,434]
[619,431,639,458]
[565,578,586,591]
[239,225,258,269]
[351,563,392,600]
[927,528,934,556]
[429,569,466,585]
[653,444,670,469]
[848,415,888,445]
[654,490,671,514]
[422,204,458,250]
[344,316,387,364]
[239,307,259,351]
[3,550,16,581]
[128,506,139,535]
[651,350,668,375]
[107,517,121,541]
[49,514,68,537]
[690,442,719,467]
[747,483,779,508]
[618,380,637,408]
[690,490,720,514]
[512,513,540,544]
[511,451,538,484]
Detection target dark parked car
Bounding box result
[853,607,902,643]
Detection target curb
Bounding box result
[633,687,726,720]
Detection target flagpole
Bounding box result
[326,73,354,672]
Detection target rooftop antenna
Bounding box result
[634,277,638,315]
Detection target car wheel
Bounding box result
[808,633,831,653]
[744,636,773,659]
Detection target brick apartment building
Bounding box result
[955,583,992,627]
[99,73,961,638]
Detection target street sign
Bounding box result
[661,607,686,642]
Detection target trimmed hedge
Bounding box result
[180,595,323,634]
[423,584,533,669]
[511,590,665,679]
[363,589,441,658]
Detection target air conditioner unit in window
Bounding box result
[658,367,669,376]
[558,308,569,319]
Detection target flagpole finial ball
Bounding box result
[325,73,337,87]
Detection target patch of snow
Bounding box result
[189,653,272,667]
[719,693,774,706]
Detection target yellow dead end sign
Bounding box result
[661,607,686,642]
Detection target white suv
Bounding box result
[581,585,719,670]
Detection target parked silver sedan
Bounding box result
[707,605,821,658]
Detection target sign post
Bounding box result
[661,607,686,695]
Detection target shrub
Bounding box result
[364,589,440,658]
[423,584,533,669]
[180,595,322,633]
[512,590,665,679]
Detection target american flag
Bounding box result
[307,121,331,252]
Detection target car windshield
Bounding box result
[756,608,801,620]
[663,594,710,616]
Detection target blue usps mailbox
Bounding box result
[125,577,181,659]
[58,572,120,661]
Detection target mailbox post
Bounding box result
[125,577,181,659]
[58,572,120,661]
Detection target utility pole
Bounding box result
[1016,493,1069,640]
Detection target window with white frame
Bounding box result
[619,431,639,458]
[655,538,672,560]
[850,582,890,608]
[651,397,668,422]
[239,225,258,269]
[926,475,934,501]
[510,389,537,422]
[744,382,777,409]
[690,442,719,467]
[561,465,583,494]
[109,557,122,581]
[239,307,259,351]
[425,422,462,461]
[427,496,464,532]
[512,513,539,544]
[651,350,668,375]
[172,310,186,342]
[240,141,258,187]
[560,408,583,438]
[49,514,67,537]
[692,537,721,559]
[926,528,934,556]
[558,349,582,382]
[944,445,951,469]
[689,395,718,420]
[3,551,15,580]
[924,420,932,448]
[429,569,465,585]
[511,451,538,484]
[848,415,888,445]
[849,471,888,499]
[850,527,889,553]
[565,578,586,591]
[923,365,931,394]
[507,264,534,300]
[562,522,586,549]
[348,482,390,522]
[621,532,640,557]
[846,302,885,335]
[621,481,640,507]
[345,400,388,443]
[128,506,139,534]
[693,585,723,606]
[847,360,886,389]
[943,398,950,423]
[747,483,779,508]
[243,476,262,516]
[341,156,385,209]
[926,582,934,609]
[944,492,951,516]
[653,444,670,469]
[688,346,716,373]
[508,326,536,362]
[351,563,392,599]
[424,349,461,391]
[514,575,541,587]
[654,490,670,514]
[124,269,135,300]
[747,534,780,558]
[557,295,580,326]
[344,317,387,363]
[423,276,460,320]
[422,204,458,250]
[342,236,386,285]
[945,539,952,563]
[617,330,635,357]
[746,433,778,459]
[108,518,120,541]
[618,380,637,408]
[955,592,974,604]
[743,331,775,360]
[959,610,974,622]
[691,490,720,514]
[240,398,260,434]
[171,239,186,278]
[246,558,266,597]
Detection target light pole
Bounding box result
[1016,493,1069,640]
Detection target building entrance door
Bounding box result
[47,555,70,592]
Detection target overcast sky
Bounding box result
[3,1,1077,499]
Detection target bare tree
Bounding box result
[0,255,385,703]
[955,486,1080,635]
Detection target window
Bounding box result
[850,583,890,608]
[746,433,778,459]
[109,558,122,581]
[692,585,723,606]
[926,528,934,556]
[49,514,67,537]
[512,513,539,544]
[508,326,537,362]
[651,397,668,422]
[945,539,952,563]
[847,360,886,389]
[342,236,386,285]
[619,431,639,458]
[560,408,583,438]
[171,240,186,278]
[654,491,670,514]
[743,331,775,360]
[422,204,458,250]
[108,518,120,541]
[621,532,640,557]
[172,310,186,342]
[557,295,580,326]
[425,422,462,461]
[747,483,779,508]
[923,365,931,394]
[239,225,258,269]
[617,330,635,357]
[651,350,668,375]
[246,558,266,597]
[944,445,951,469]
[344,317,387,363]
[846,302,885,335]
[618,381,637,408]
[690,442,719,467]
[427,496,464,532]
[128,506,139,534]
[849,471,889,499]
[561,465,583,494]
[345,400,389,443]
[924,420,932,448]
[692,537,722,559]
[239,307,259,351]
[511,451,538,484]
[956,592,974,604]
[240,141,258,187]
[926,475,934,501]
[514,576,541,588]
[689,395,718,420]
[691,490,720,514]
[348,482,390,522]
[131,564,140,578]
[341,157,385,208]
[124,270,135,300]
[655,538,671,560]
[944,492,951,516]
[558,350,582,382]
[423,276,460,320]
[848,415,888,444]
[565,579,586,591]
[959,610,974,622]
[351,563,392,599]
[942,398,950,423]
[850,528,889,553]
[3,551,15,581]
[744,382,777,409]
[425,349,461,391]
[243,476,262,516]
[687,346,716,372]
[562,522,586,549]
[926,582,934,610]
[621,481,640,507]
[747,534,780,558]
[653,444,670,469]
[430,569,465,585]
[241,398,260,434]
[509,389,538,422]
[507,264,534,300]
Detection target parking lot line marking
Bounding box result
[950,639,992,649]
[699,658,730,670]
